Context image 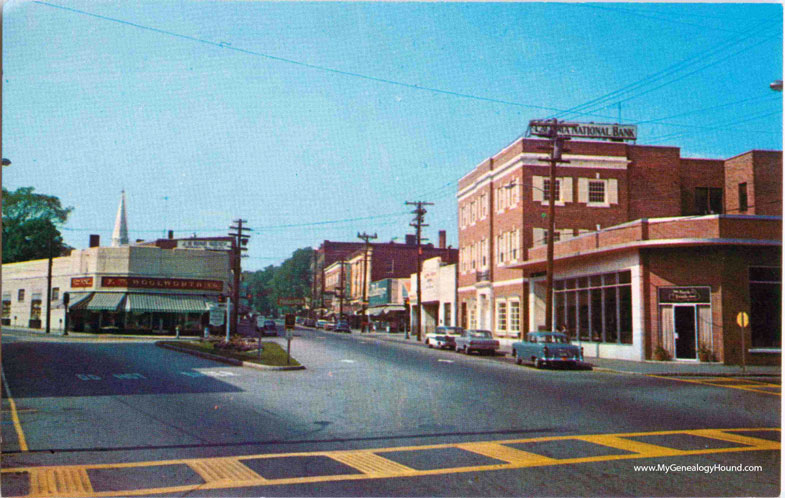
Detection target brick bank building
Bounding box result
[458,139,781,365]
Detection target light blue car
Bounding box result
[513,332,583,368]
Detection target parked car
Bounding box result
[334,321,351,333]
[425,326,464,350]
[303,318,316,327]
[260,320,278,337]
[316,319,330,329]
[512,332,583,368]
[323,321,335,331]
[454,329,499,355]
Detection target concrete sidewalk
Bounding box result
[345,328,781,377]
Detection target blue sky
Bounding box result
[3,1,782,270]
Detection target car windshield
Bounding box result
[469,330,492,338]
[534,334,567,343]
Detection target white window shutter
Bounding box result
[578,178,589,203]
[607,178,618,204]
[562,177,573,203]
[533,176,544,202]
[533,228,545,246]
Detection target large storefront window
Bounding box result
[749,267,781,348]
[554,270,633,344]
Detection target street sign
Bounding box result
[736,311,749,328]
[278,297,305,307]
[529,121,637,141]
[208,304,225,326]
[285,313,295,330]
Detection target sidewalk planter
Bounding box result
[653,346,672,361]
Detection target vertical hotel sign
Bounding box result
[101,277,223,292]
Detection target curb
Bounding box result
[156,342,305,371]
[591,366,779,377]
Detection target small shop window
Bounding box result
[52,288,60,301]
[18,289,25,302]
[30,299,42,320]
[588,181,606,203]
[2,300,10,318]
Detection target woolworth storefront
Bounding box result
[2,244,231,334]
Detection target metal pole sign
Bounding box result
[285,313,295,364]
[529,120,637,142]
[736,311,749,371]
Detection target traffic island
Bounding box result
[157,340,304,371]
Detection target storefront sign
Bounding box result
[101,276,223,292]
[658,286,711,304]
[277,297,305,307]
[177,239,232,251]
[71,277,94,288]
[530,121,637,141]
[369,280,392,306]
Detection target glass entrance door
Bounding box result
[674,305,697,359]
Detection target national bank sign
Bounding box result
[530,121,637,141]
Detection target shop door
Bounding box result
[674,306,697,359]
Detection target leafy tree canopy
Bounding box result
[2,187,73,263]
[244,247,313,316]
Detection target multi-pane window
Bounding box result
[469,303,477,329]
[588,181,606,203]
[543,179,561,202]
[496,301,507,333]
[749,266,781,348]
[553,270,633,344]
[443,303,451,327]
[2,300,10,318]
[481,239,488,267]
[509,300,520,335]
[695,187,723,215]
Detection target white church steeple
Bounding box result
[111,190,129,247]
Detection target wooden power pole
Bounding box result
[406,201,433,341]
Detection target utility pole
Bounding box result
[357,232,377,332]
[533,119,570,332]
[45,234,53,334]
[338,260,345,320]
[406,201,433,341]
[229,219,251,337]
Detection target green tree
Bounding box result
[2,187,73,263]
[243,247,313,316]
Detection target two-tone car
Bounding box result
[424,326,464,350]
[512,331,583,368]
[454,329,500,355]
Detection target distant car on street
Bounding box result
[303,318,316,327]
[316,320,330,329]
[454,329,499,355]
[425,326,464,350]
[323,321,335,331]
[512,332,583,368]
[334,321,351,333]
[260,320,278,337]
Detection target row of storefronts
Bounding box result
[2,242,231,335]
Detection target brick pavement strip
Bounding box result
[1,428,779,498]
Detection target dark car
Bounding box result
[454,329,500,355]
[260,320,278,336]
[333,321,351,333]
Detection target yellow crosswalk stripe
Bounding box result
[329,452,415,476]
[691,429,781,450]
[3,428,778,498]
[574,435,683,457]
[29,467,94,497]
[188,458,266,484]
[456,442,557,465]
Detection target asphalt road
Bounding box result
[1,327,780,497]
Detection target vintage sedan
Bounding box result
[512,332,583,368]
[424,326,464,350]
[454,329,500,355]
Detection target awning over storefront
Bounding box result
[367,305,406,316]
[85,293,126,311]
[68,292,96,311]
[125,294,210,313]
